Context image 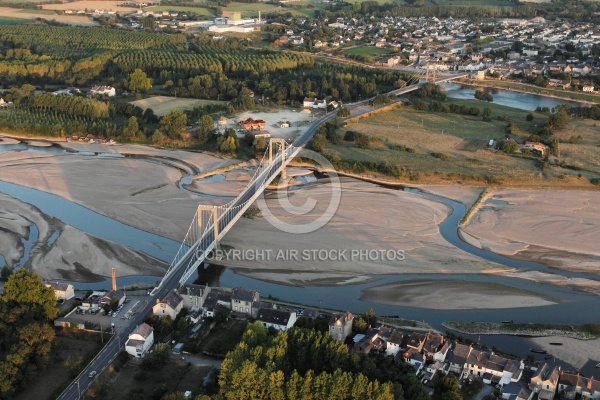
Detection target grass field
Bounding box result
[342,46,395,57]
[130,96,225,117]
[331,99,600,186]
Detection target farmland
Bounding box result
[130,96,226,117]
[325,99,600,187]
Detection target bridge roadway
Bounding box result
[58,74,464,399]
[56,111,337,400]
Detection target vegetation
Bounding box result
[0,269,58,399]
[216,322,428,400]
[445,321,600,339]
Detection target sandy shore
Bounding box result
[529,336,600,369]
[461,189,600,274]
[222,177,505,279]
[360,280,557,310]
[0,194,164,281]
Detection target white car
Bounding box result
[88,371,97,379]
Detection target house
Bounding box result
[581,376,600,400]
[558,372,580,399]
[303,97,327,109]
[179,283,210,312]
[277,121,291,128]
[385,330,405,356]
[523,141,548,156]
[153,290,184,320]
[529,363,560,400]
[406,332,427,352]
[125,323,154,358]
[231,287,259,318]
[422,333,445,359]
[583,84,595,92]
[98,289,126,309]
[240,118,266,131]
[89,85,116,97]
[202,290,231,318]
[328,311,354,341]
[256,308,297,331]
[502,382,532,400]
[45,281,75,301]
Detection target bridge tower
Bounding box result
[197,205,219,241]
[425,64,437,82]
[268,138,288,179]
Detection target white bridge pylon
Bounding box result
[151,138,295,295]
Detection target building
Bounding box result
[153,290,184,320]
[303,98,327,109]
[45,281,75,301]
[240,118,266,131]
[231,287,259,317]
[328,311,353,341]
[583,84,595,92]
[98,289,126,309]
[125,323,154,358]
[529,363,560,400]
[89,85,116,97]
[256,308,297,331]
[179,283,210,312]
[523,141,548,156]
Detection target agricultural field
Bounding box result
[130,96,226,117]
[0,7,97,25]
[329,99,600,186]
[42,0,138,12]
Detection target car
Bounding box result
[75,297,83,301]
[88,371,97,379]
[57,299,65,305]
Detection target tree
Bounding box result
[197,114,214,144]
[338,107,350,117]
[526,113,534,121]
[128,69,152,93]
[253,136,267,152]
[355,134,370,149]
[501,140,518,153]
[482,107,492,120]
[1,269,58,320]
[122,116,140,139]
[152,130,166,146]
[160,110,187,139]
[64,354,84,378]
[110,297,119,311]
[0,266,12,282]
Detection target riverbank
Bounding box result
[443,321,600,339]
[458,78,600,105]
[460,189,600,275]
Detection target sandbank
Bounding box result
[528,336,600,369]
[461,189,600,274]
[359,279,557,310]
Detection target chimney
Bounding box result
[111,268,117,291]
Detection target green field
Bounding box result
[342,46,395,57]
[330,99,600,186]
[0,16,32,24]
[16,8,55,14]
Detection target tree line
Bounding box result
[216,322,428,400]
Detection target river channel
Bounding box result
[1,85,599,373]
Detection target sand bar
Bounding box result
[360,279,557,310]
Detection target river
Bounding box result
[1,127,599,373]
[442,82,586,111]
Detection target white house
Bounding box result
[125,323,154,358]
[385,330,405,356]
[45,281,75,301]
[89,85,116,97]
[179,284,210,312]
[231,287,259,318]
[256,308,297,331]
[303,97,327,109]
[328,311,353,341]
[153,290,184,320]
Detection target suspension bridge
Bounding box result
[150,68,468,295]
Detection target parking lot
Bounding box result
[59,295,151,331]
